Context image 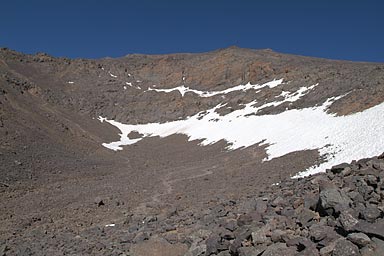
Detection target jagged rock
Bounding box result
[129,238,188,256]
[347,233,371,247]
[319,242,336,256]
[330,163,350,174]
[270,229,286,242]
[354,219,384,240]
[309,224,336,242]
[228,238,242,255]
[296,207,319,227]
[298,247,320,256]
[338,210,359,232]
[184,243,206,256]
[223,219,238,232]
[304,193,319,211]
[238,246,266,256]
[251,226,271,245]
[216,250,231,256]
[237,211,262,226]
[261,243,296,256]
[205,234,220,255]
[360,204,381,222]
[286,237,318,255]
[332,239,360,256]
[361,237,384,256]
[255,198,268,214]
[319,184,352,216]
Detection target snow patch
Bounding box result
[67,81,74,84]
[147,79,284,97]
[105,224,115,227]
[99,80,384,178]
[109,72,117,78]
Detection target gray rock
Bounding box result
[309,224,335,242]
[319,185,352,216]
[354,219,384,240]
[228,238,242,255]
[205,235,220,255]
[237,211,262,226]
[270,229,286,243]
[330,163,350,174]
[216,250,231,256]
[296,207,319,227]
[238,246,266,256]
[319,242,336,256]
[362,235,384,256]
[223,219,238,232]
[297,247,320,256]
[338,210,359,232]
[360,204,381,222]
[251,226,271,245]
[332,239,360,256]
[184,242,206,256]
[255,198,268,214]
[347,233,371,247]
[262,243,296,256]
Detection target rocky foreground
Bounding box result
[126,153,384,256]
[3,153,384,256]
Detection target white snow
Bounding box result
[109,72,117,78]
[67,81,74,84]
[125,82,132,86]
[105,224,115,227]
[147,79,284,97]
[123,86,127,90]
[99,79,384,178]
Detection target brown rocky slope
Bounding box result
[0,47,383,255]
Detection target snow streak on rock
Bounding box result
[146,79,284,97]
[99,79,384,177]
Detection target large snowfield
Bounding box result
[99,79,384,178]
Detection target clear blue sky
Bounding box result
[1,0,383,62]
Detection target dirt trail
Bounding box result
[133,164,216,215]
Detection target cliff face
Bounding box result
[0,47,383,255]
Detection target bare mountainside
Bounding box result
[0,47,383,255]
